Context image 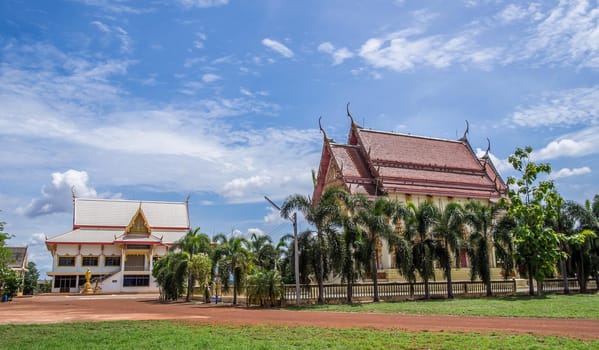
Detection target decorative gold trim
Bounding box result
[125,205,152,235]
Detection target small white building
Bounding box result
[45,198,189,293]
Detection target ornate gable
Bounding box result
[126,205,151,235]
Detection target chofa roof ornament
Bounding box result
[318,116,329,141]
[459,120,469,142]
[347,102,356,126]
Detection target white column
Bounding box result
[149,246,154,272]
[121,246,125,271]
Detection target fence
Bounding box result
[541,278,598,293]
[283,279,517,303]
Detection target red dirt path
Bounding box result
[1,294,598,340]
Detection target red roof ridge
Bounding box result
[358,128,465,145]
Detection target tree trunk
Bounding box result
[318,252,324,305]
[424,277,430,300]
[372,254,380,302]
[536,279,543,296]
[446,265,454,299]
[579,250,587,293]
[528,265,535,296]
[486,277,492,297]
[561,256,570,294]
[186,271,193,302]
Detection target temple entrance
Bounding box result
[125,255,145,271]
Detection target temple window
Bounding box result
[58,256,75,266]
[81,256,99,266]
[104,256,121,266]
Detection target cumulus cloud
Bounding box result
[511,86,599,127]
[264,206,286,225]
[178,0,228,8]
[532,127,599,160]
[549,166,591,180]
[18,170,117,218]
[262,38,294,58]
[27,233,47,246]
[475,149,512,173]
[223,175,272,198]
[318,42,354,65]
[247,228,265,236]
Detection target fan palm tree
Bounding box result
[464,201,502,297]
[173,227,212,302]
[403,201,439,300]
[249,233,277,271]
[354,197,405,302]
[213,234,251,305]
[280,188,344,304]
[431,202,464,299]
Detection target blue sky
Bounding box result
[1,0,598,277]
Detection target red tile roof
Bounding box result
[314,122,506,202]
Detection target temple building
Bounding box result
[7,246,29,296]
[313,111,507,277]
[45,198,189,293]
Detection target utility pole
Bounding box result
[265,196,300,306]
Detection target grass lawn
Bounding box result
[295,293,599,319]
[0,320,596,350]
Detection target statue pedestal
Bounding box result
[82,282,94,294]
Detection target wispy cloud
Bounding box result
[318,42,354,65]
[514,0,599,68]
[76,0,150,14]
[496,3,543,24]
[511,86,599,127]
[262,38,294,58]
[202,73,221,83]
[549,166,591,180]
[178,0,229,8]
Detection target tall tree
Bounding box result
[249,233,277,271]
[507,146,561,296]
[213,234,251,305]
[403,202,439,300]
[280,188,343,304]
[432,202,464,299]
[23,261,40,295]
[173,227,212,302]
[355,197,404,302]
[152,252,188,301]
[465,200,502,297]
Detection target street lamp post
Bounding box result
[265,196,300,306]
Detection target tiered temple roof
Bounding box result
[46,198,189,246]
[313,116,507,204]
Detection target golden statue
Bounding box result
[82,268,94,294]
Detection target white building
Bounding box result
[45,198,189,293]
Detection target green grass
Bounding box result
[0,320,596,349]
[294,293,599,319]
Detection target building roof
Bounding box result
[46,198,190,246]
[45,229,186,245]
[313,120,507,203]
[7,246,28,269]
[74,198,189,229]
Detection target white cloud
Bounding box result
[475,149,513,173]
[91,20,110,33]
[511,86,599,127]
[77,0,150,14]
[264,206,286,225]
[27,233,47,246]
[533,127,599,160]
[496,3,542,24]
[247,228,265,236]
[519,0,599,68]
[549,166,592,180]
[262,38,294,58]
[0,42,319,206]
[318,42,354,65]
[17,170,118,218]
[358,29,501,72]
[202,73,221,83]
[178,0,229,8]
[223,175,272,198]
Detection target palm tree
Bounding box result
[173,227,212,302]
[249,233,277,271]
[152,252,188,301]
[431,202,464,299]
[403,201,439,300]
[280,188,343,304]
[464,201,503,297]
[213,234,251,305]
[355,197,404,302]
[492,213,516,281]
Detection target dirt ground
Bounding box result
[1,294,598,340]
